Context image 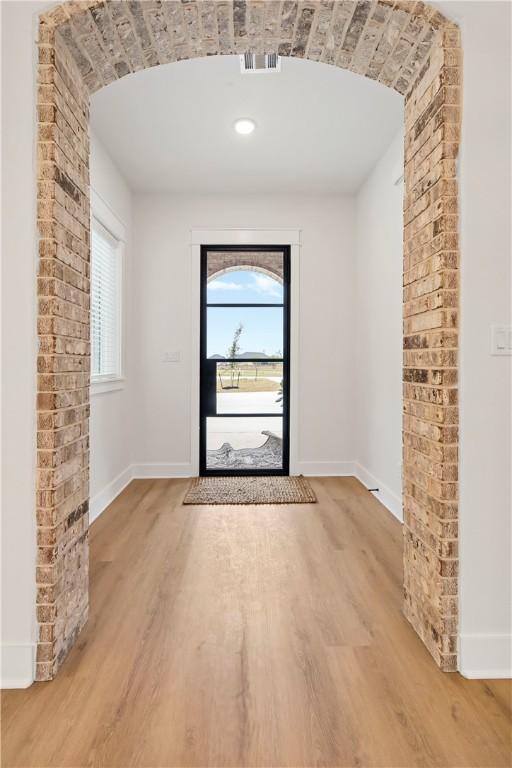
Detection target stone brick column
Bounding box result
[402,26,461,671]
[36,20,91,681]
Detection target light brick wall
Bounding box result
[36,20,91,681]
[35,0,461,679]
[402,24,461,671]
[207,252,284,282]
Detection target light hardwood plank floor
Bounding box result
[2,477,511,767]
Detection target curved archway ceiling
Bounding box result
[89,54,404,194]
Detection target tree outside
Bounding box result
[226,322,243,389]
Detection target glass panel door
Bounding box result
[200,246,290,475]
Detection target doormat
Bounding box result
[183,475,316,505]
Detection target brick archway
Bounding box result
[207,251,285,283]
[36,0,461,680]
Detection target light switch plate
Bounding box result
[490,325,512,356]
[163,351,181,363]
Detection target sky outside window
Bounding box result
[206,270,284,358]
[207,307,283,358]
[207,270,283,304]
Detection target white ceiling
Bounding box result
[90,55,404,195]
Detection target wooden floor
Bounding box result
[2,478,511,767]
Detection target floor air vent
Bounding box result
[240,53,281,73]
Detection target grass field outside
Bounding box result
[216,363,283,393]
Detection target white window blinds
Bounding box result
[91,220,121,380]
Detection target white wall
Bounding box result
[1,0,46,688]
[131,194,356,476]
[89,133,134,519]
[1,0,510,687]
[354,132,404,519]
[444,0,512,678]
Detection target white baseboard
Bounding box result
[132,463,195,478]
[353,462,403,522]
[459,633,512,679]
[296,460,356,477]
[1,643,35,688]
[89,465,133,525]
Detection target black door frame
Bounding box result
[199,244,291,477]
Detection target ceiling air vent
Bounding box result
[240,53,281,74]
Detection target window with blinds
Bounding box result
[91,219,121,381]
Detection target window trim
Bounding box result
[90,189,126,397]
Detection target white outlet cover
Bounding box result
[490,325,512,356]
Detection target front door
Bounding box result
[200,245,290,476]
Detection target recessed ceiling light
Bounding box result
[234,118,256,135]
